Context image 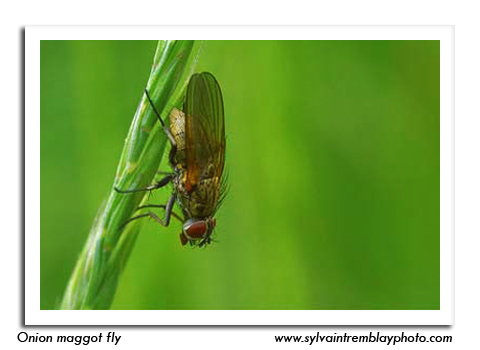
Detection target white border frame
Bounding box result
[26,26,454,325]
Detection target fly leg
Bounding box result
[144,89,178,169]
[136,204,184,223]
[119,194,178,230]
[115,89,180,195]
[114,174,174,194]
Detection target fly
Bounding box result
[115,72,227,247]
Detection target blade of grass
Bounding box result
[60,40,201,310]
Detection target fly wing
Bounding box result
[183,72,226,192]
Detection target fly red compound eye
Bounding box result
[184,221,207,239]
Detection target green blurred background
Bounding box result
[40,40,439,310]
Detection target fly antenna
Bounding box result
[144,89,166,127]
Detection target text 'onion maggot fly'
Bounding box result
[115,72,227,247]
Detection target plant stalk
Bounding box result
[60,40,200,310]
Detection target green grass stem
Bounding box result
[60,40,200,310]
